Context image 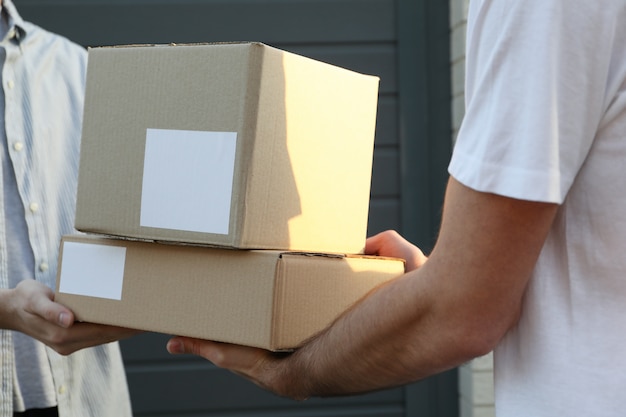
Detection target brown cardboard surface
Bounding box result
[75,42,380,254]
[55,235,404,351]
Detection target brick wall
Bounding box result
[449,0,496,415]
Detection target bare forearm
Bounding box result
[266,182,558,398]
[282,268,473,398]
[167,179,559,400]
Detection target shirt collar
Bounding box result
[2,0,27,44]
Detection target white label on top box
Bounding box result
[140,128,238,235]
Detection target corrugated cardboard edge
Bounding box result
[87,41,267,50]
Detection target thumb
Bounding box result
[18,279,75,328]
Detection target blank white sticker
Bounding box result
[58,241,126,300]
[140,128,237,235]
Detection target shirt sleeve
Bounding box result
[449,0,615,204]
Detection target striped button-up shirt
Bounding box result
[0,1,132,415]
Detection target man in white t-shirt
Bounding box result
[167,0,626,414]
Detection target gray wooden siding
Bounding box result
[18,0,455,415]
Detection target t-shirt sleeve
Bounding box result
[449,0,614,204]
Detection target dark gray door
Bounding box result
[18,0,454,415]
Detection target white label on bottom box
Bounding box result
[59,242,126,300]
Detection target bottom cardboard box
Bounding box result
[55,235,404,351]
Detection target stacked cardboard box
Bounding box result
[55,42,405,351]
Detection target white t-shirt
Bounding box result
[449,0,626,415]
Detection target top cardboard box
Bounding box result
[75,42,380,253]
